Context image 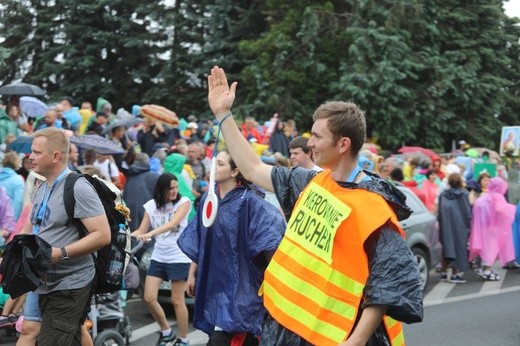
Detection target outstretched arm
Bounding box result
[208,66,274,192]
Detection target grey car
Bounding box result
[138,185,441,303]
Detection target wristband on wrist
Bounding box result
[60,247,70,261]
[219,111,233,126]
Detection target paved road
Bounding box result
[1,265,519,345]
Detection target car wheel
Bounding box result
[412,247,430,289]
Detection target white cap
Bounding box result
[458,140,466,145]
[445,163,461,175]
[187,122,198,129]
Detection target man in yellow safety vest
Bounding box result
[207,66,423,345]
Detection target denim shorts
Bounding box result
[24,291,42,322]
[148,260,189,281]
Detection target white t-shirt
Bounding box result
[312,164,323,172]
[93,159,120,181]
[143,196,191,263]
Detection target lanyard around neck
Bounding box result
[347,165,362,183]
[33,169,69,235]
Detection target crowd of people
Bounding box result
[360,139,520,284]
[0,66,517,346]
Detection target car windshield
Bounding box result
[400,189,425,214]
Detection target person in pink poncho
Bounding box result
[420,169,439,212]
[469,177,516,281]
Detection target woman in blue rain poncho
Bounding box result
[177,150,286,346]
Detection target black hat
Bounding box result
[62,96,75,106]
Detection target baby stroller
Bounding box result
[87,292,130,346]
[86,238,144,346]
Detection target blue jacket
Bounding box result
[0,167,24,220]
[177,185,286,336]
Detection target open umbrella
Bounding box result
[70,134,125,155]
[472,147,501,163]
[19,96,48,118]
[7,136,33,154]
[101,118,144,135]
[398,146,440,161]
[0,82,45,96]
[140,104,179,125]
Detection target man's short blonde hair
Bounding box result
[32,127,70,162]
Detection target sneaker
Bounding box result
[0,316,13,328]
[7,314,19,323]
[156,330,177,346]
[173,339,190,346]
[440,272,448,281]
[503,261,520,269]
[480,269,500,281]
[449,275,467,284]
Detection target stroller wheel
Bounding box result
[123,316,132,345]
[94,329,125,346]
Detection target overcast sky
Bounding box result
[504,0,520,18]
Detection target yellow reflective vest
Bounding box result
[262,170,405,345]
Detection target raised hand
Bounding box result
[208,66,237,120]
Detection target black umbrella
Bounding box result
[70,134,125,155]
[7,134,125,155]
[0,82,46,96]
[101,118,144,135]
[0,234,52,299]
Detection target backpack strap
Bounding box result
[200,160,206,179]
[64,172,85,235]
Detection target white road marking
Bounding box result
[425,286,520,306]
[424,266,519,307]
[130,319,208,344]
[423,280,456,306]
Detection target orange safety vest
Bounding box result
[262,170,405,346]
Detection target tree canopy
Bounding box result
[0,0,518,152]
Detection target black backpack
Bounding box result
[64,172,129,294]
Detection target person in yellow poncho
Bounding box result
[249,138,269,156]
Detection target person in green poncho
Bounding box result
[163,152,196,220]
[0,107,18,144]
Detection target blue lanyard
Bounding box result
[347,165,362,183]
[33,169,69,235]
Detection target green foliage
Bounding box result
[238,1,349,128]
[333,1,424,149]
[410,0,515,151]
[0,0,518,152]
